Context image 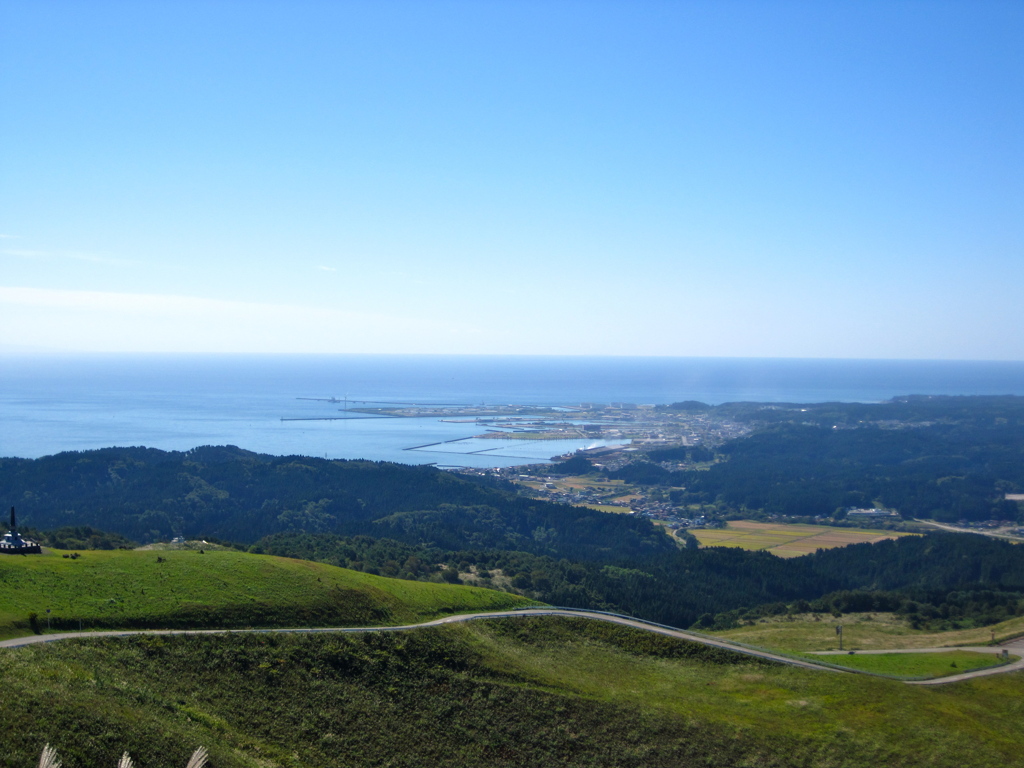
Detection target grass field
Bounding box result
[3,616,1024,767]
[799,650,1015,678]
[689,519,914,557]
[713,612,1024,652]
[578,503,632,513]
[0,548,533,640]
[470,618,1024,764]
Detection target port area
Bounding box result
[347,402,751,447]
[437,404,754,528]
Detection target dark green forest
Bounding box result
[0,446,670,560]
[255,529,1024,631]
[640,396,1024,522]
[673,421,1024,521]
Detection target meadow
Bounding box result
[798,650,1012,678]
[690,519,914,557]
[2,616,1023,767]
[713,612,1024,652]
[0,548,532,640]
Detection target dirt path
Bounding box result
[2,607,1019,685]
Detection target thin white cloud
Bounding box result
[0,286,479,354]
[1,248,134,266]
[66,251,134,266]
[2,249,46,258]
[316,265,337,272]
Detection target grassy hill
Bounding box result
[0,548,533,640]
[1,616,1022,767]
[793,650,1012,678]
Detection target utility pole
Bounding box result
[836,624,843,651]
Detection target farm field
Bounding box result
[0,548,532,640]
[689,519,914,557]
[579,503,632,514]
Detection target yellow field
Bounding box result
[689,519,914,558]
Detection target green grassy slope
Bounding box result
[0,548,532,639]
[796,650,1014,678]
[1,616,1023,768]
[711,612,1024,652]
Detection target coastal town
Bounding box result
[434,402,756,537]
[348,400,752,448]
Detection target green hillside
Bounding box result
[0,548,533,639]
[794,650,1012,678]
[712,612,1024,652]
[1,616,1022,768]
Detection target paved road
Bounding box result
[2,608,1019,685]
[0,609,841,673]
[913,518,1024,543]
[809,636,1024,686]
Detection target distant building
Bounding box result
[0,507,42,555]
[845,507,898,519]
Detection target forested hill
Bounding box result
[803,532,1024,592]
[0,446,673,561]
[662,395,1024,522]
[8,443,1024,630]
[256,529,1024,630]
[709,394,1024,426]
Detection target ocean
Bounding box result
[2,354,1023,467]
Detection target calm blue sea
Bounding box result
[2,354,1023,467]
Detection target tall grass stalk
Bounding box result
[37,745,61,768]
[35,746,206,767]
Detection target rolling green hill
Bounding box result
[1,616,1022,767]
[0,548,532,639]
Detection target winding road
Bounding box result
[2,607,1020,685]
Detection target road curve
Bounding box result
[809,637,1024,686]
[1,608,1018,685]
[0,608,837,672]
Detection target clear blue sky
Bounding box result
[1,0,1021,359]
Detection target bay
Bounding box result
[2,354,1023,466]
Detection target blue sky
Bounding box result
[1,0,1021,359]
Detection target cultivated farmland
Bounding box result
[689,520,914,557]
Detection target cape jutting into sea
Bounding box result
[2,354,1023,468]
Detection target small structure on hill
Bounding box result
[0,507,41,554]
